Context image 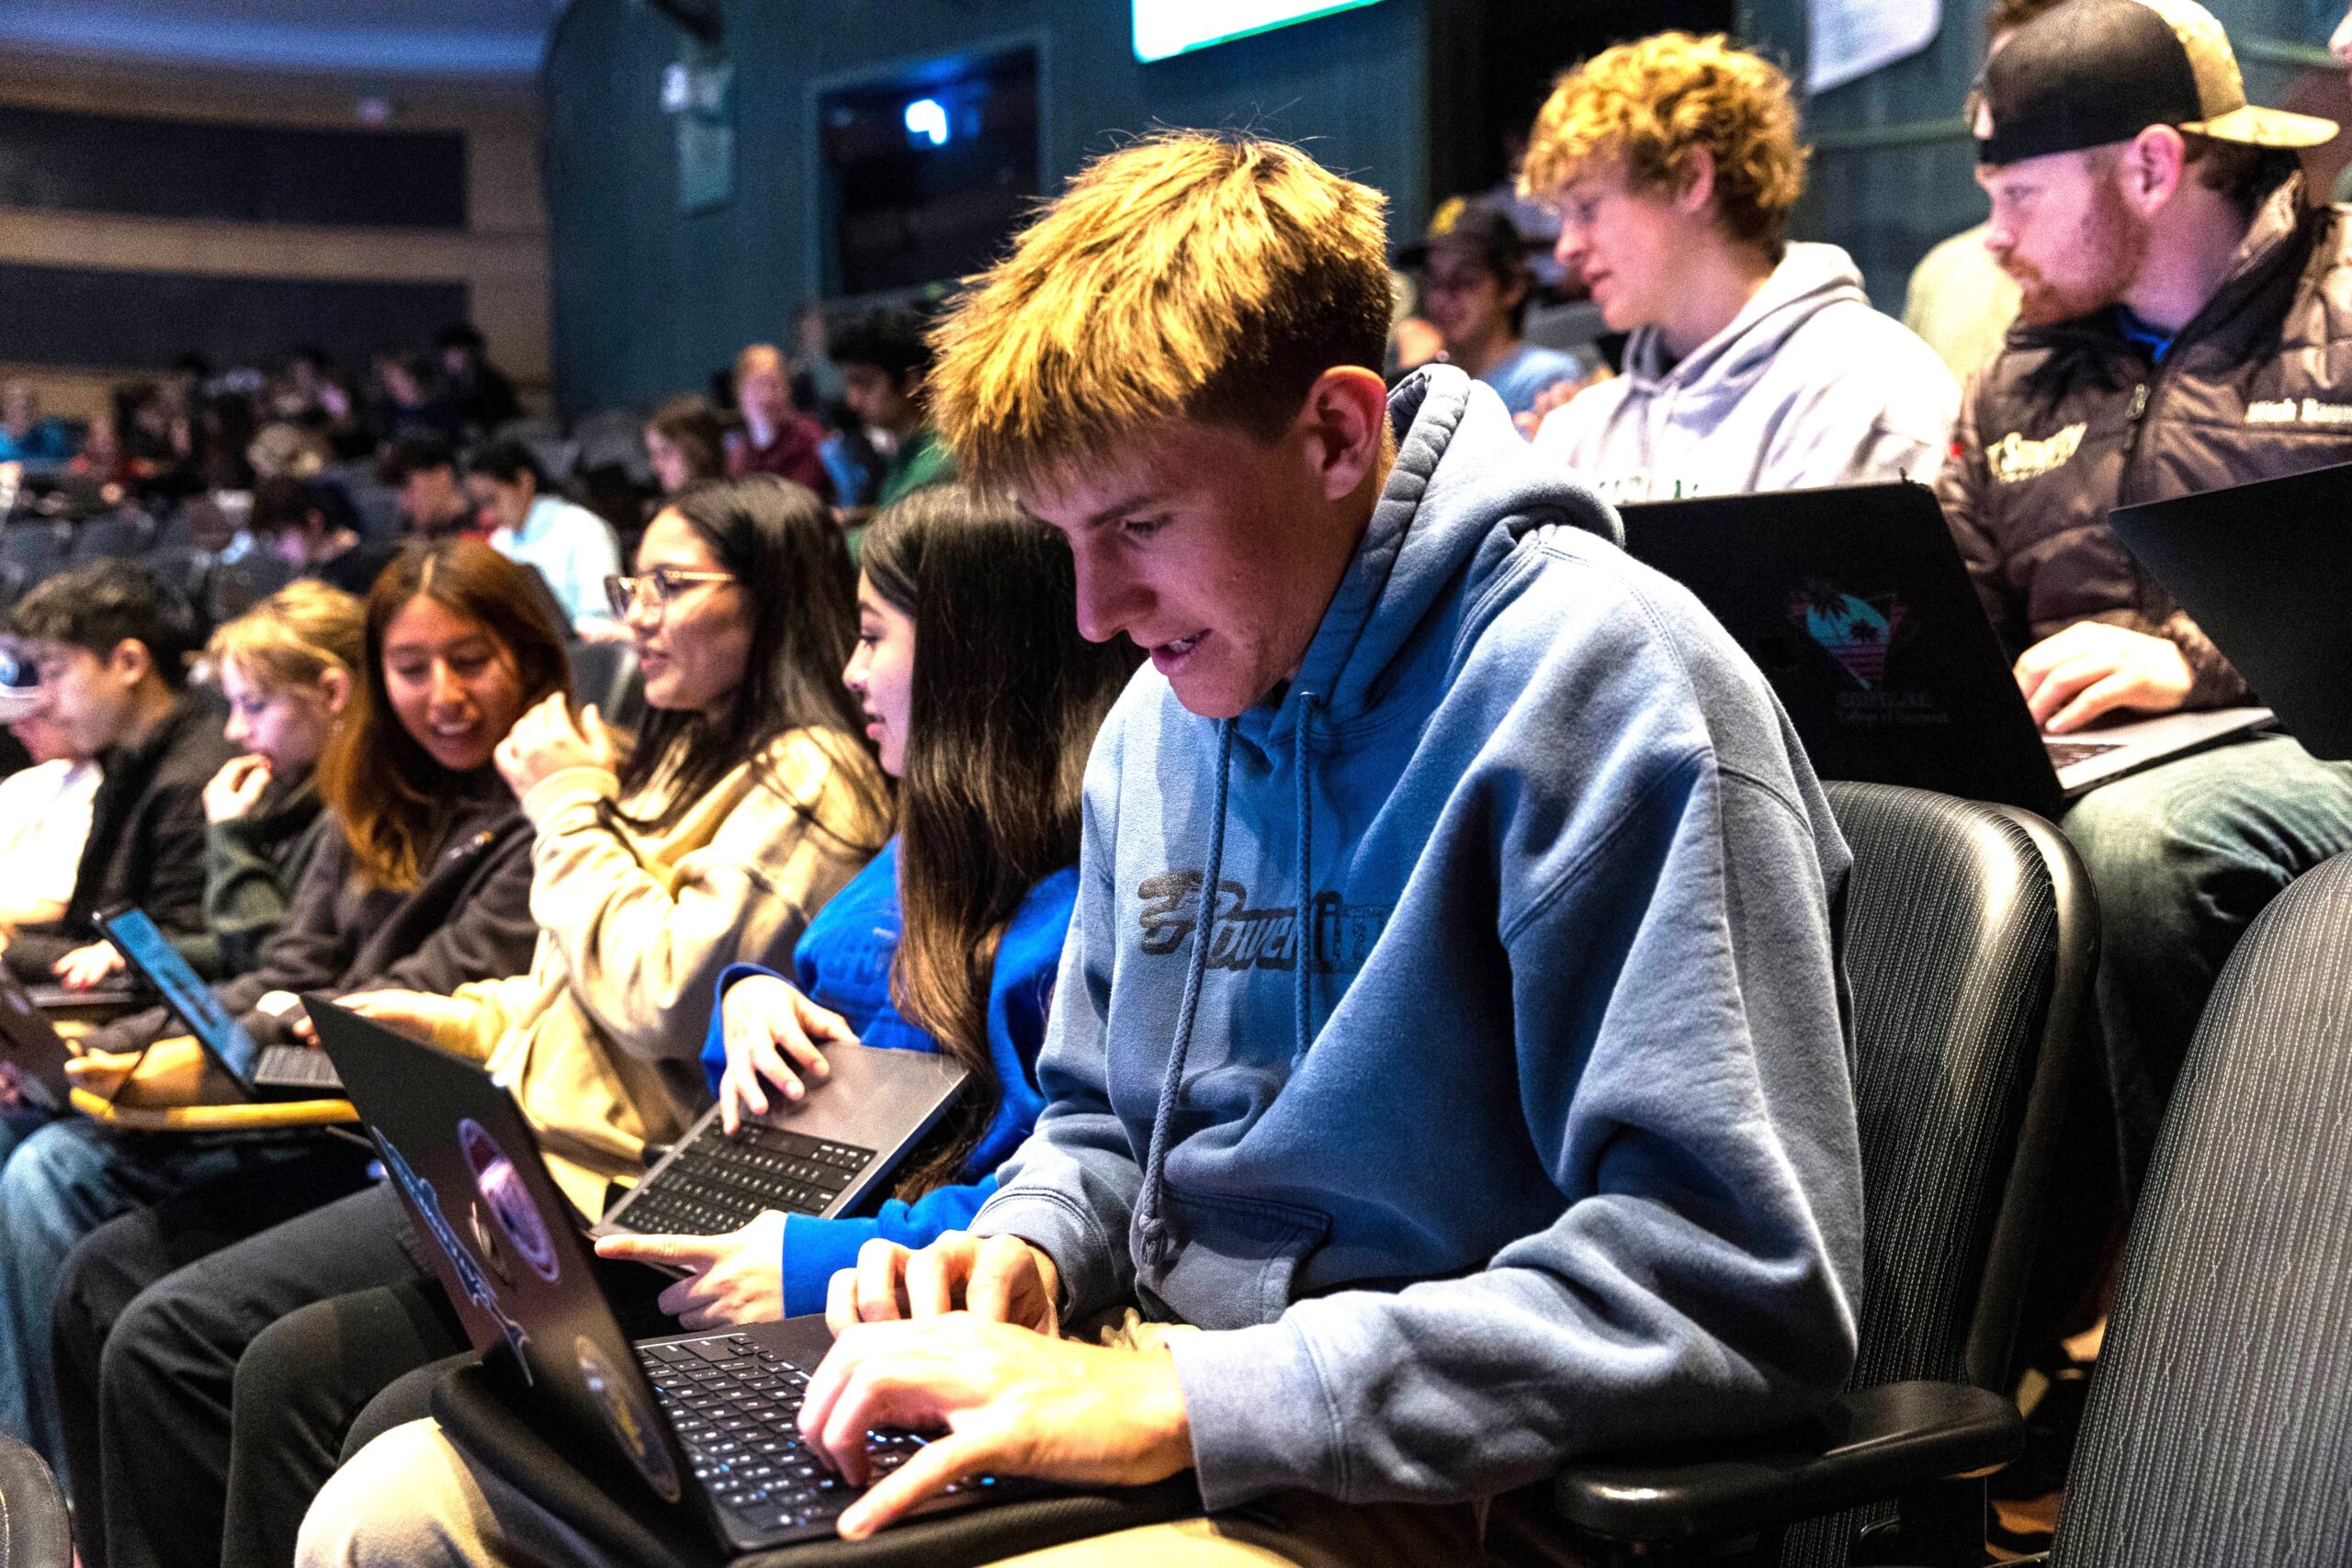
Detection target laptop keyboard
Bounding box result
[255,1045,342,1089]
[640,1331,998,1536]
[616,1123,876,1235]
[2044,739,2126,769]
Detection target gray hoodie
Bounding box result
[1533,241,1960,503]
[970,368,1863,1510]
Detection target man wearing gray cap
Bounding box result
[1939,0,2352,1183]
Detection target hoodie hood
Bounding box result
[1245,365,1621,744]
[1532,241,1959,503]
[1619,242,1871,397]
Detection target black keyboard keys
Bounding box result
[620,1125,875,1235]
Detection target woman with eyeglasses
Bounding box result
[57,476,892,1568]
[591,487,1139,1324]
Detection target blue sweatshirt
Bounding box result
[967,367,1864,1509]
[700,837,1077,1314]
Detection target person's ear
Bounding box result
[318,665,354,717]
[1499,268,1532,318]
[2120,127,2187,216]
[1297,367,1391,503]
[1672,146,1719,220]
[107,637,153,688]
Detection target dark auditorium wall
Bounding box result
[0,53,551,423]
[1746,0,2352,314]
[542,0,1430,415]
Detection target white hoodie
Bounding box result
[1533,241,1960,504]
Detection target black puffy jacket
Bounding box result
[1937,175,2352,707]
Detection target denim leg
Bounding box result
[2064,733,2352,1182]
[0,1120,244,1475]
[0,1102,55,1165]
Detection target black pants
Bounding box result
[54,1179,458,1568]
[223,1268,467,1567]
[50,1141,375,1568]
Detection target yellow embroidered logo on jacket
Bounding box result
[1987,423,2086,484]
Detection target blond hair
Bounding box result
[928,132,1394,494]
[1521,32,1807,247]
[734,343,785,388]
[207,579,366,697]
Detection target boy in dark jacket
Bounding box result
[3,560,236,986]
[1940,0,2352,1179]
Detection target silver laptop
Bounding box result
[594,1036,969,1239]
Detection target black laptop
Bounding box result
[307,998,1030,1551]
[1620,482,2274,817]
[2109,460,2352,761]
[0,967,76,1110]
[95,906,344,1098]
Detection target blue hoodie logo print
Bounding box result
[1790,584,1905,690]
[1136,874,1389,973]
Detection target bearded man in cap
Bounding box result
[1942,0,2352,1182]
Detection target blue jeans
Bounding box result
[0,1120,254,1475]
[2064,733,2352,1182]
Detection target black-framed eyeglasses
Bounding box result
[604,568,736,618]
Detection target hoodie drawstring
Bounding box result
[1293,692,1319,1066]
[1137,719,1233,1274]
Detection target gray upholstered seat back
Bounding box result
[2052,849,2352,1567]
[1787,784,2090,1568]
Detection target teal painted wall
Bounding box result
[543,0,1431,413]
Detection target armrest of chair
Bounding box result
[1548,1381,2024,1547]
[0,1430,73,1568]
[69,1087,358,1131]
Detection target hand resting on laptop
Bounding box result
[2015,620,2196,734]
[714,971,851,1133]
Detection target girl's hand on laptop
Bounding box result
[337,989,470,1045]
[2014,621,2195,734]
[65,1037,205,1106]
[717,975,850,1134]
[798,1314,1192,1540]
[52,942,125,991]
[594,1210,786,1327]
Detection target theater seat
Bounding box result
[2040,848,2352,1565]
[1510,783,2095,1568]
[0,1432,72,1568]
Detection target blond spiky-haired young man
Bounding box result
[303,131,1864,1568]
[1522,31,1957,502]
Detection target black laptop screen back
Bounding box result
[1620,483,2064,815]
[307,1001,700,1518]
[2111,461,2352,761]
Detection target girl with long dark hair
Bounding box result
[62,478,891,1568]
[591,485,1139,1325]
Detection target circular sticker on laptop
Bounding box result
[458,1118,561,1285]
[576,1334,681,1504]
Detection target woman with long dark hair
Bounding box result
[2,538,563,1486]
[588,485,1140,1325]
[61,478,890,1568]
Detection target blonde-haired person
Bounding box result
[302,130,1860,1568]
[1521,31,1958,502]
[197,579,365,976]
[39,579,367,993]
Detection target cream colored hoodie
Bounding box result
[429,727,886,1214]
